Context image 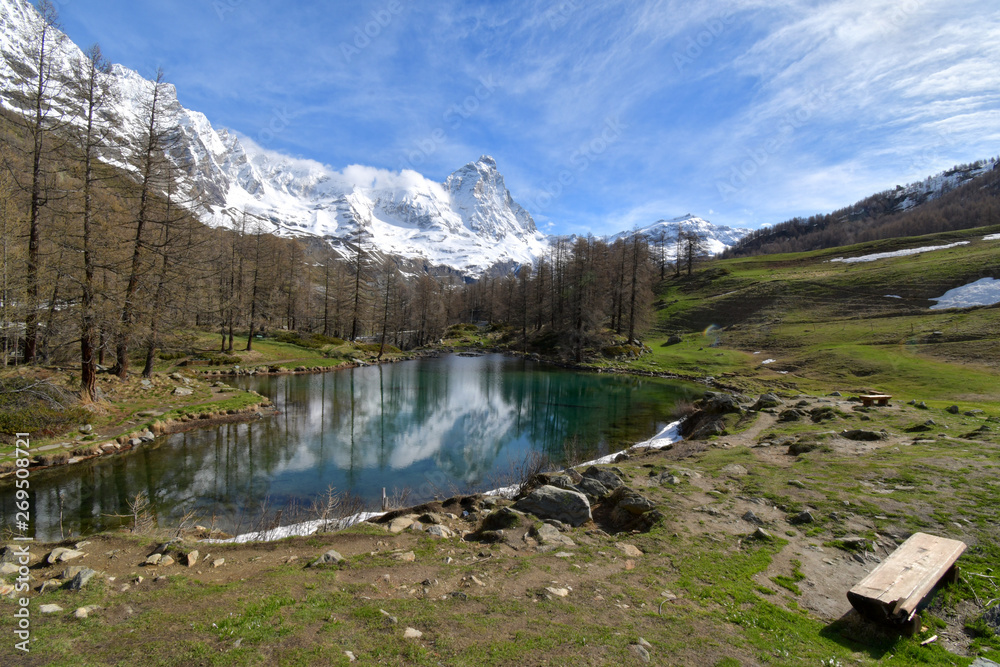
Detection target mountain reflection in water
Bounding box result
[1,354,694,539]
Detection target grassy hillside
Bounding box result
[624,225,1000,403]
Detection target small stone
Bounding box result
[545,587,569,597]
[789,511,814,525]
[212,558,225,568]
[752,527,772,540]
[0,563,19,575]
[426,525,454,539]
[68,567,98,591]
[637,637,652,649]
[629,644,651,662]
[393,551,416,562]
[186,550,199,567]
[470,575,486,587]
[946,405,960,414]
[388,516,415,534]
[309,549,345,567]
[617,543,643,557]
[159,556,174,567]
[40,604,63,614]
[380,609,398,624]
[74,607,90,619]
[788,479,807,489]
[47,548,84,564]
[403,627,423,639]
[344,651,356,662]
[721,464,748,477]
[742,510,764,525]
[144,554,162,566]
[173,387,193,396]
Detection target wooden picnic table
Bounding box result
[847,532,966,634]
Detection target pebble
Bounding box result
[403,627,423,639]
[545,587,569,597]
[39,604,63,614]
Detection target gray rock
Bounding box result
[173,387,193,396]
[751,527,773,540]
[915,401,928,409]
[79,424,93,434]
[980,604,1000,634]
[840,536,868,550]
[628,644,651,662]
[388,516,416,534]
[573,477,610,500]
[418,512,447,525]
[68,567,98,591]
[742,510,764,525]
[700,392,743,414]
[610,487,657,515]
[660,474,682,486]
[531,523,575,547]
[752,393,783,410]
[581,466,624,490]
[946,405,960,414]
[0,546,18,564]
[721,463,748,477]
[788,479,807,489]
[309,549,345,567]
[789,510,814,525]
[513,485,592,526]
[970,659,1000,667]
[47,548,84,564]
[426,525,454,539]
[778,409,801,422]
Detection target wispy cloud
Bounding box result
[51,0,1000,233]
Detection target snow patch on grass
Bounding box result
[830,241,969,263]
[929,277,1000,310]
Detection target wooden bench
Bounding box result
[859,394,892,407]
[847,532,966,634]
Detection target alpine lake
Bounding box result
[2,354,698,540]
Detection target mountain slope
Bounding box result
[726,159,1000,257]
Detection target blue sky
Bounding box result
[53,0,1000,236]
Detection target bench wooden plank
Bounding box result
[848,532,966,629]
[859,394,892,406]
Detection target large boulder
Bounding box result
[752,393,782,410]
[698,392,743,414]
[580,466,624,490]
[513,485,592,527]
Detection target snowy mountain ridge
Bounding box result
[0,0,748,276]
